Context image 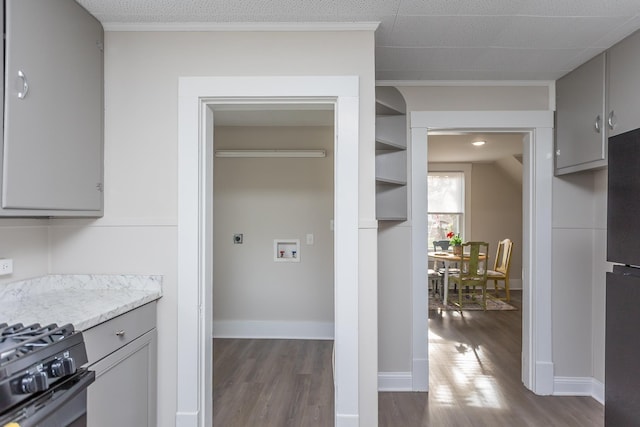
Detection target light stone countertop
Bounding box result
[0,274,162,331]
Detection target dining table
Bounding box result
[428,251,487,304]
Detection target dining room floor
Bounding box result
[379,290,604,426]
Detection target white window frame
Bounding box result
[428,163,472,242]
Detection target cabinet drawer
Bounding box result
[84,302,156,364]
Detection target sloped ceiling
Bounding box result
[428,133,524,187]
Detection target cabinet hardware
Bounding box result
[595,115,601,133]
[608,111,616,129]
[17,70,29,99]
[115,330,125,337]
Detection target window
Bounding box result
[428,171,464,249]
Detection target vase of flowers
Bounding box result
[447,232,463,255]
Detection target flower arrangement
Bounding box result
[447,231,462,246]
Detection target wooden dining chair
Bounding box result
[487,238,513,302]
[428,267,441,298]
[448,241,489,310]
[433,240,460,275]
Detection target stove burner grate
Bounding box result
[0,323,76,365]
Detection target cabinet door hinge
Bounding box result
[96,183,103,192]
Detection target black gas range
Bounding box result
[0,322,95,426]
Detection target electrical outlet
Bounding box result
[0,258,13,275]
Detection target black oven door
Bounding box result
[0,369,95,427]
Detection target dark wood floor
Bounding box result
[379,291,604,426]
[213,338,334,426]
[214,291,604,426]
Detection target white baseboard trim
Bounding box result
[213,320,334,339]
[553,376,605,404]
[535,361,555,395]
[486,279,522,290]
[175,411,198,427]
[412,358,429,391]
[378,371,413,391]
[336,413,359,427]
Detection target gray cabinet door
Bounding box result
[555,52,606,174]
[3,0,103,212]
[608,29,640,137]
[88,329,157,427]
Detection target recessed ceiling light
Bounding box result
[472,140,486,146]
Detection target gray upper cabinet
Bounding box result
[608,29,640,138]
[1,0,104,216]
[555,53,607,175]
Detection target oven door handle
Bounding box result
[2,369,95,427]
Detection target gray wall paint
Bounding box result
[470,162,523,286]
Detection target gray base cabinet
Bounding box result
[1,0,104,216]
[84,303,157,427]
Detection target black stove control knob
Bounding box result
[21,372,48,393]
[50,357,76,377]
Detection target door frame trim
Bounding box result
[410,110,555,394]
[176,75,360,426]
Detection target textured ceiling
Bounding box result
[76,0,640,81]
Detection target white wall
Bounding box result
[46,30,376,426]
[378,221,412,373]
[0,219,49,285]
[398,85,551,111]
[212,126,334,338]
[552,168,608,387]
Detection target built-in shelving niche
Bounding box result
[375,87,408,221]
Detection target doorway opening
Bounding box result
[426,131,525,396]
[410,110,555,395]
[211,104,336,424]
[176,75,361,426]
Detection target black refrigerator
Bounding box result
[606,127,640,425]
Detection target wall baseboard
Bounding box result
[553,376,604,405]
[175,411,198,427]
[486,278,522,290]
[335,413,359,427]
[378,372,413,391]
[213,320,334,340]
